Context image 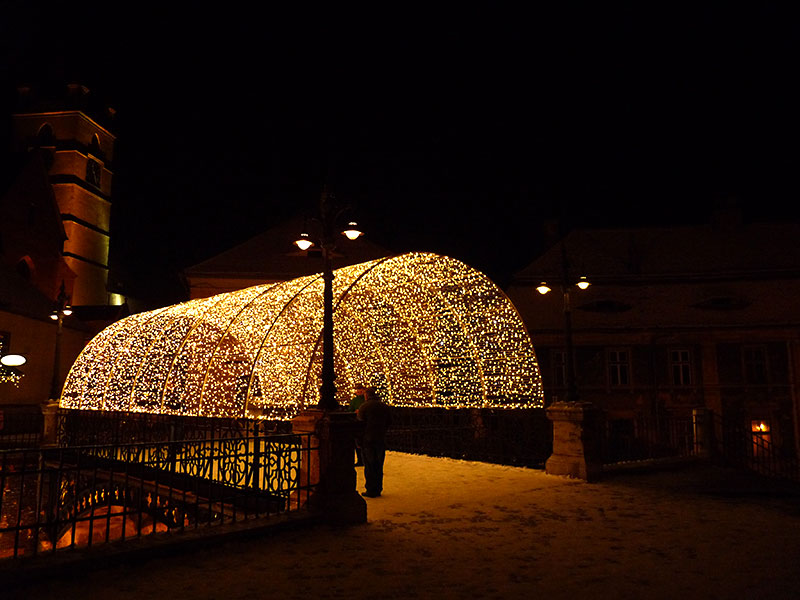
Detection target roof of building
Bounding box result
[508,216,800,332]
[183,214,391,282]
[0,262,54,319]
[0,262,88,332]
[513,218,800,284]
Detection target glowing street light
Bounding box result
[296,186,364,411]
[342,222,363,241]
[0,354,26,367]
[294,231,314,251]
[50,282,72,401]
[537,241,591,403]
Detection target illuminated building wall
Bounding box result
[61,253,544,419]
[13,96,116,306]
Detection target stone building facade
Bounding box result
[11,83,118,306]
[507,212,800,461]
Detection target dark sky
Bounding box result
[2,4,799,302]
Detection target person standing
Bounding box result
[349,384,367,466]
[356,387,391,497]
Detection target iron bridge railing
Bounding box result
[385,408,552,468]
[601,414,695,465]
[0,430,317,560]
[0,410,44,449]
[55,408,291,447]
[713,413,800,484]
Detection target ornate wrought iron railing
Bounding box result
[601,414,695,465]
[385,408,552,467]
[0,410,43,449]
[0,430,316,560]
[713,413,800,484]
[55,408,290,448]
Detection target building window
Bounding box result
[86,158,101,187]
[36,123,54,147]
[552,350,566,387]
[607,349,630,386]
[15,257,32,280]
[751,420,772,457]
[670,349,692,386]
[743,346,768,385]
[89,133,101,157]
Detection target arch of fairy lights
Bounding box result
[60,252,544,420]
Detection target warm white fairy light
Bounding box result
[61,253,544,419]
[0,367,23,386]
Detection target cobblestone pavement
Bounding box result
[7,452,800,599]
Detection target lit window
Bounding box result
[670,349,692,386]
[608,349,630,386]
[751,420,772,457]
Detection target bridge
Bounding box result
[0,416,315,559]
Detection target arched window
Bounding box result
[35,123,55,168]
[89,134,101,157]
[36,123,55,147]
[86,158,101,187]
[16,256,34,281]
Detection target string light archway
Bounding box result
[61,253,544,419]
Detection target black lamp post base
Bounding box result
[291,409,367,524]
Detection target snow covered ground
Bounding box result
[10,451,800,599]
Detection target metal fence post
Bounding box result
[693,407,713,459]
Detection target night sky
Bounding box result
[1,4,798,304]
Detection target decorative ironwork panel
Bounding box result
[0,430,314,560]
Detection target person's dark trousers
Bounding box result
[361,441,386,496]
[355,443,363,466]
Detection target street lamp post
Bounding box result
[541,239,601,481]
[537,241,590,403]
[296,186,362,412]
[49,283,72,401]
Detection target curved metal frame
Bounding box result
[60,253,544,418]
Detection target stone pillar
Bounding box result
[292,409,323,495]
[545,401,602,482]
[41,400,60,447]
[291,409,366,524]
[692,407,714,459]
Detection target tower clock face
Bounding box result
[86,158,101,187]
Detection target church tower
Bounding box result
[11,83,117,306]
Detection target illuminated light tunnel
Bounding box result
[60,253,544,419]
